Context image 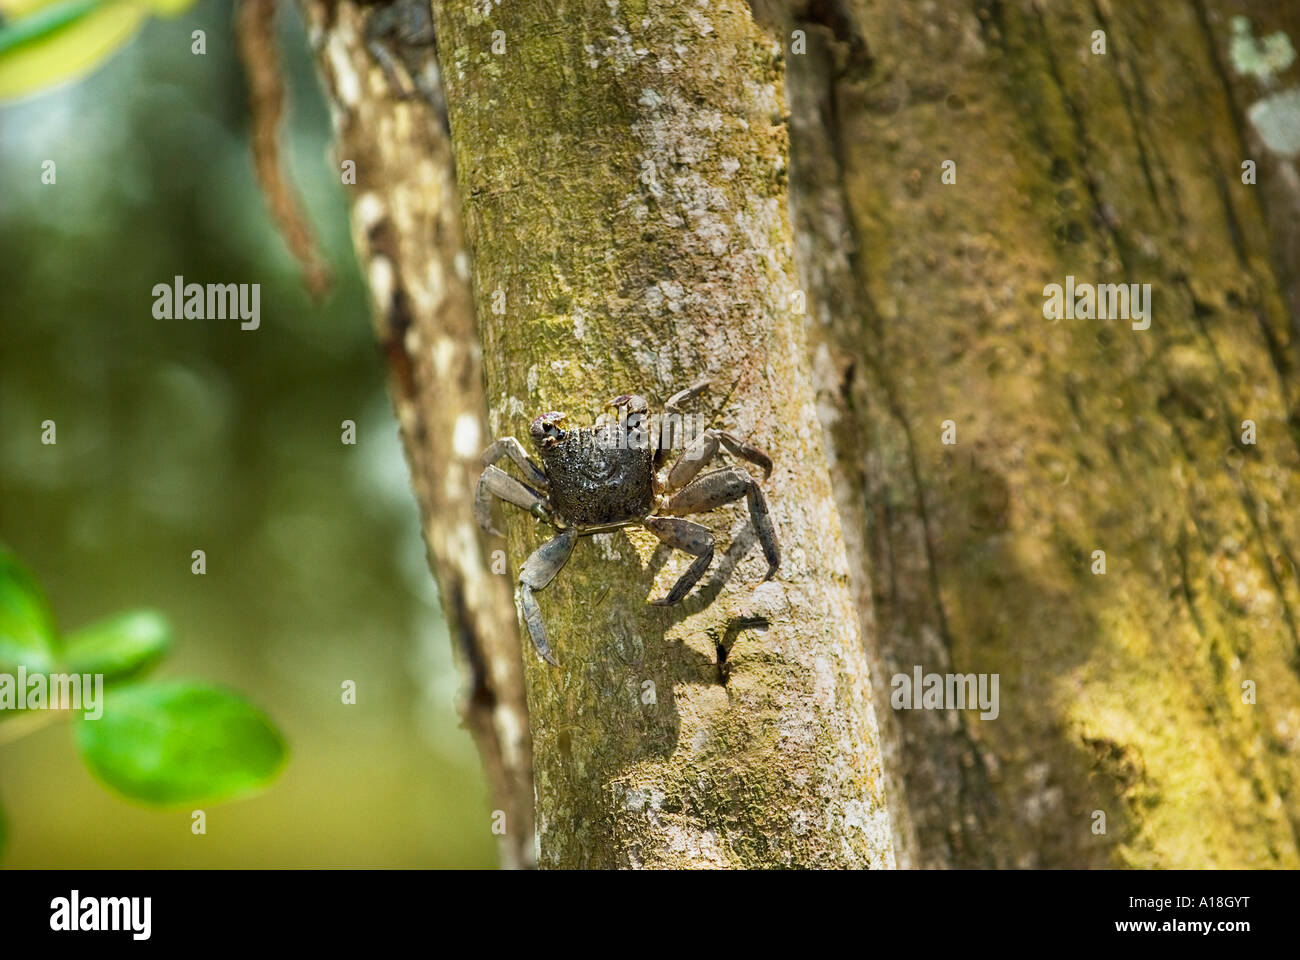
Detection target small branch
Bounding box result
[237,0,332,299]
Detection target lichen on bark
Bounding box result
[431,0,896,867]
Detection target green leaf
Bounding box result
[0,795,7,862]
[75,681,287,806]
[0,545,59,673]
[63,609,172,683]
[0,0,199,102]
[0,1,146,101]
[0,0,103,57]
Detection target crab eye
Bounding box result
[530,412,567,447]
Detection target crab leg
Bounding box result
[518,527,577,665]
[644,517,715,605]
[664,380,710,415]
[655,380,710,467]
[480,436,548,489]
[475,465,550,536]
[664,467,779,580]
[664,428,773,494]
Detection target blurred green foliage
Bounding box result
[0,1,194,102]
[63,608,172,682]
[76,679,285,805]
[2,544,286,831]
[0,0,496,866]
[0,544,58,672]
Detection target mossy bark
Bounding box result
[430,0,895,867]
[297,0,1298,870]
[784,0,1300,867]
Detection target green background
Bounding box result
[0,1,496,867]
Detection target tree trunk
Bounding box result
[782,0,1300,868]
[424,0,896,868]
[297,0,1299,870]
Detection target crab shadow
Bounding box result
[548,514,769,769]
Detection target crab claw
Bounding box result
[607,393,649,415]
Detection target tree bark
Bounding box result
[299,0,535,869]
[427,0,896,868]
[782,0,1300,868]
[295,0,1300,870]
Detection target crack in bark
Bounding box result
[1088,0,1169,221]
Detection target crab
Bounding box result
[475,381,780,665]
